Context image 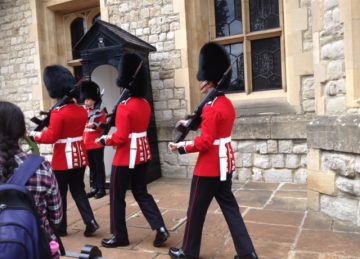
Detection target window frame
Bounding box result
[208,0,286,95]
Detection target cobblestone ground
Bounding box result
[60,178,360,259]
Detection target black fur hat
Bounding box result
[80,80,101,104]
[197,42,231,89]
[43,65,75,99]
[116,53,147,97]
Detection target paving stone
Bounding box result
[265,196,308,211]
[235,190,273,208]
[275,190,308,198]
[303,211,333,230]
[60,178,360,259]
[296,230,360,257]
[244,208,305,226]
[280,183,307,191]
[246,222,298,243]
[242,181,280,190]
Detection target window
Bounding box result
[212,0,284,94]
[63,8,100,82]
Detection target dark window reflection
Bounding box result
[92,13,101,24]
[223,43,244,93]
[215,0,242,37]
[250,0,279,32]
[71,18,85,59]
[74,66,83,83]
[251,37,282,91]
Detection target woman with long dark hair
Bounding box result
[0,101,62,241]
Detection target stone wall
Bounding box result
[307,115,360,226]
[105,0,187,124]
[0,0,40,120]
[320,0,346,115]
[160,114,311,183]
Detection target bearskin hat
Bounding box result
[79,80,101,104]
[116,53,147,97]
[197,42,231,89]
[43,65,75,99]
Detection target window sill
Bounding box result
[226,90,297,117]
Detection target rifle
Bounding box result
[100,88,130,135]
[174,58,236,143]
[100,60,144,136]
[30,87,78,132]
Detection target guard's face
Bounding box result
[199,81,214,94]
[84,99,96,109]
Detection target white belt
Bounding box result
[128,131,147,169]
[56,136,83,169]
[213,136,231,181]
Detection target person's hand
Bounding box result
[168,142,179,153]
[95,135,109,145]
[175,119,189,128]
[85,123,96,129]
[28,131,40,138]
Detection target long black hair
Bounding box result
[0,101,26,183]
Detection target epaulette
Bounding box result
[54,104,67,111]
[121,97,131,105]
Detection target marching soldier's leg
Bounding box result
[215,176,257,258]
[68,167,99,237]
[181,176,216,258]
[93,148,106,199]
[130,163,169,247]
[54,170,69,236]
[102,166,130,248]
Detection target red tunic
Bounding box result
[104,97,152,167]
[83,108,107,150]
[183,95,236,178]
[34,103,88,171]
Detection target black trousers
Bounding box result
[87,148,106,189]
[55,167,95,231]
[182,175,255,258]
[110,163,165,238]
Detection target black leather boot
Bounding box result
[101,235,130,248]
[153,226,170,247]
[94,188,106,199]
[84,219,99,237]
[169,248,197,259]
[86,188,98,198]
[234,251,259,259]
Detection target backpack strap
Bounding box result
[7,154,45,186]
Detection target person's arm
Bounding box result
[97,105,130,146]
[169,108,219,154]
[32,110,63,144]
[44,164,63,227]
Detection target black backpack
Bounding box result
[0,155,52,259]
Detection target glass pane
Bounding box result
[71,18,85,59]
[223,43,244,93]
[74,66,83,83]
[215,0,243,37]
[251,37,282,91]
[249,0,279,32]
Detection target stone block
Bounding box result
[271,154,285,168]
[308,115,360,153]
[233,117,271,140]
[270,115,310,139]
[307,149,321,170]
[320,195,358,224]
[286,154,301,169]
[267,140,277,153]
[294,168,307,184]
[307,190,320,211]
[263,169,293,183]
[279,140,293,153]
[308,169,336,195]
[336,177,360,196]
[254,154,272,169]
